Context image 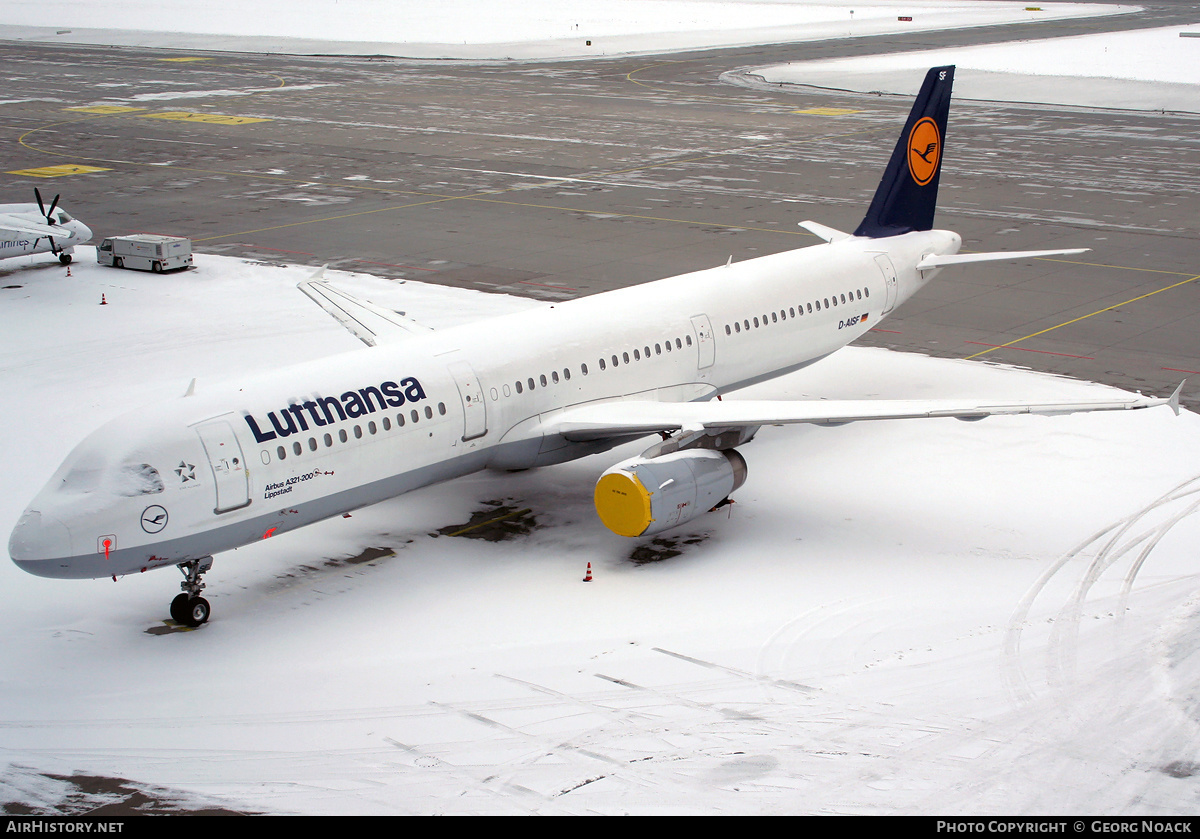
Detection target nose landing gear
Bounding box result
[170,557,213,627]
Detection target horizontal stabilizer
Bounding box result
[548,387,1177,441]
[798,221,850,243]
[918,248,1089,270]
[298,274,433,347]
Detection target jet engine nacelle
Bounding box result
[594,448,747,537]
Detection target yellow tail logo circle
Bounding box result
[907,117,941,186]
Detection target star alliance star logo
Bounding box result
[176,462,196,482]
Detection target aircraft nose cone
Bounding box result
[8,509,73,576]
[74,222,93,245]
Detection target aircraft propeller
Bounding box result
[32,188,63,256]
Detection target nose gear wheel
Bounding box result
[171,557,214,627]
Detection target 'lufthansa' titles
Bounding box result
[244,378,426,443]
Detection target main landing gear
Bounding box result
[170,557,213,627]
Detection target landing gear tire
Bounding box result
[173,557,214,627]
[183,597,210,627]
[170,593,190,623]
[58,253,72,265]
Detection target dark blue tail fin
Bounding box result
[854,66,955,238]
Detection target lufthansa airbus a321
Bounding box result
[8,67,1181,626]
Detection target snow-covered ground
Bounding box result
[1,252,1198,815]
[0,0,1132,59]
[746,23,1200,111]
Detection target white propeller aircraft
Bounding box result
[0,189,93,266]
[9,67,1181,626]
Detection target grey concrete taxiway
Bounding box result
[2,1,1198,405]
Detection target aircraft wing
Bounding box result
[548,385,1181,442]
[0,213,71,239]
[299,275,434,347]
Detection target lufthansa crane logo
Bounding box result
[907,117,941,186]
[141,505,169,534]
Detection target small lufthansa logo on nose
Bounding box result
[141,505,169,534]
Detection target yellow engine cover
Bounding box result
[594,471,653,537]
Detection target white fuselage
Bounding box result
[0,203,92,261]
[9,229,959,579]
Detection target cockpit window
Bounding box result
[55,211,72,223]
[115,463,164,496]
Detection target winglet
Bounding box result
[1168,380,1185,416]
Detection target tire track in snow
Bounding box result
[1004,473,1200,704]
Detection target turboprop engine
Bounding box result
[594,448,747,537]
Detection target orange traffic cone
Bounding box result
[583,562,592,582]
[100,293,107,305]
